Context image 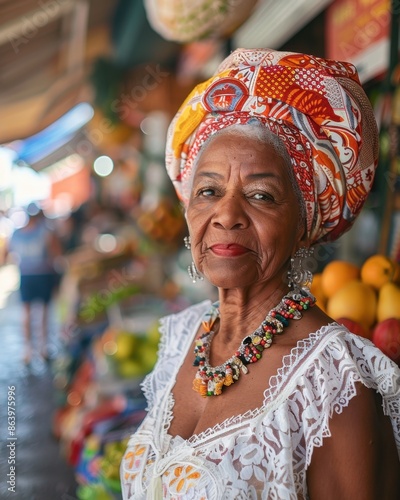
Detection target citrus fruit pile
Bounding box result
[311,255,400,364]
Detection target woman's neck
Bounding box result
[215,281,291,345]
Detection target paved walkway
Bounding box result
[0,265,78,499]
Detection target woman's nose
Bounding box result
[211,194,250,230]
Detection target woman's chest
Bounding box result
[120,398,304,500]
[168,340,296,440]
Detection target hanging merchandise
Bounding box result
[144,0,258,43]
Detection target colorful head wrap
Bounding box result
[165,48,379,244]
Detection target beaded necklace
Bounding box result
[192,287,315,397]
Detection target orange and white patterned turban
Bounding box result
[165,48,379,244]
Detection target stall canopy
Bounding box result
[0,0,181,145]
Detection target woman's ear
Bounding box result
[295,218,309,251]
[180,201,188,220]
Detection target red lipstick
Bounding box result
[210,244,249,257]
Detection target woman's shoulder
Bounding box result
[267,319,399,426]
[270,309,399,405]
[286,305,392,371]
[284,319,400,405]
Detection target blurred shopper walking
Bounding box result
[8,203,62,363]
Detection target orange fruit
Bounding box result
[361,254,400,290]
[321,260,360,299]
[327,280,377,331]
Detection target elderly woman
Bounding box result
[121,49,400,499]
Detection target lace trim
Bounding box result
[264,323,339,402]
[163,392,175,436]
[140,317,166,411]
[347,334,400,457]
[187,325,400,453]
[186,323,338,445]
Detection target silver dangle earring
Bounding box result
[183,236,203,283]
[188,262,203,283]
[288,247,314,291]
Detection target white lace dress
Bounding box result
[121,300,400,500]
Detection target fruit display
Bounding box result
[326,280,377,332]
[53,255,192,495]
[361,254,400,290]
[53,317,156,493]
[335,317,371,339]
[99,322,160,379]
[377,282,400,323]
[136,199,186,248]
[372,319,400,364]
[320,260,361,299]
[72,407,146,498]
[314,254,400,365]
[100,439,130,492]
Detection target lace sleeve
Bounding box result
[292,329,400,476]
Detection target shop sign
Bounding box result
[43,155,91,214]
[326,0,391,82]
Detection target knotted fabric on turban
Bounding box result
[165,48,379,244]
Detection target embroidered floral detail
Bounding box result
[124,444,146,469]
[122,444,149,486]
[165,464,202,494]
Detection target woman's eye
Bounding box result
[252,192,274,201]
[198,188,215,197]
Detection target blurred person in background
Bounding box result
[8,203,62,363]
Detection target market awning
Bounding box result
[0,0,187,145]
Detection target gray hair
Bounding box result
[191,121,307,230]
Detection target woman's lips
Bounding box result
[210,244,249,257]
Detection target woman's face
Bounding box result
[186,131,306,290]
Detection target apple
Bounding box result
[336,317,371,339]
[372,318,400,364]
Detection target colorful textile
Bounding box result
[165,48,379,244]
